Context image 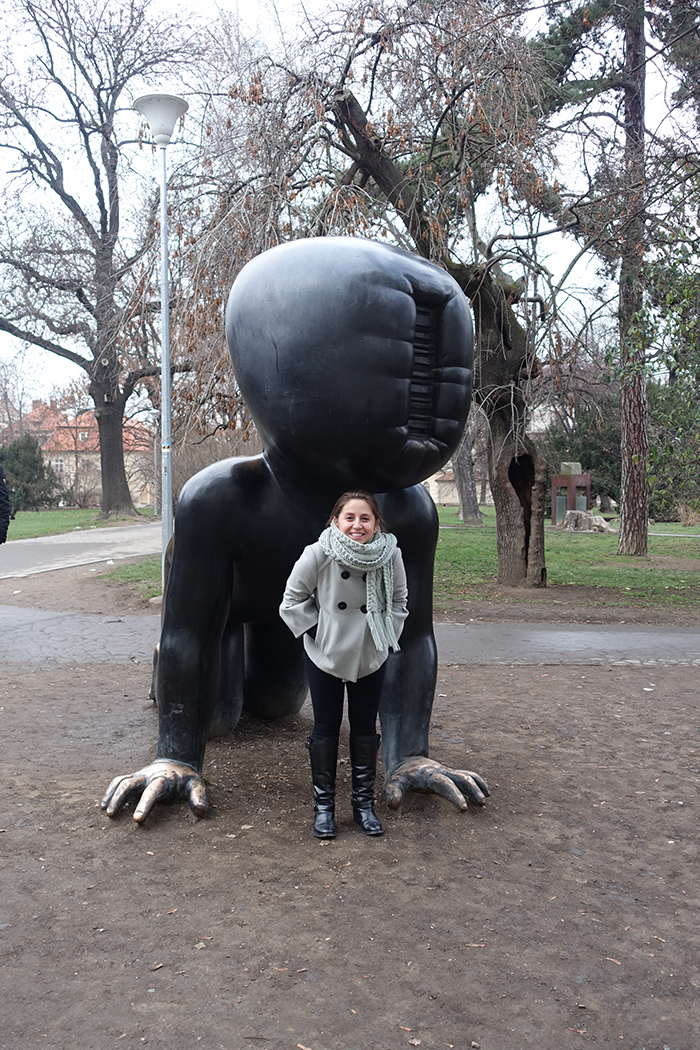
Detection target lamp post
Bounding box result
[133,92,188,582]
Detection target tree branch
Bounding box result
[0,316,92,369]
[331,89,432,256]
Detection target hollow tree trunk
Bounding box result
[453,411,483,525]
[487,405,548,587]
[459,264,547,586]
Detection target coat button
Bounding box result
[337,601,347,610]
[360,604,367,614]
[341,570,350,579]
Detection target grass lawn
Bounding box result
[7,507,155,541]
[436,505,700,607]
[98,504,700,611]
[105,554,162,601]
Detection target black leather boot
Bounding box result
[350,733,384,836]
[306,736,338,839]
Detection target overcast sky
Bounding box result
[0,0,331,400]
[0,0,682,404]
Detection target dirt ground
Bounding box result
[1,566,699,1050]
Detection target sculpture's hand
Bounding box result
[384,756,489,812]
[101,760,209,824]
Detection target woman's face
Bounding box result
[335,499,379,544]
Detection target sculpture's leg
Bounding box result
[377,485,438,772]
[209,616,245,738]
[378,487,490,811]
[243,620,308,719]
[379,628,437,772]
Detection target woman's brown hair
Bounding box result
[328,490,387,533]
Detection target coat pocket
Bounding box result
[313,609,330,654]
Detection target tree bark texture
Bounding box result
[455,264,548,586]
[484,397,548,586]
[453,411,483,525]
[93,397,136,517]
[617,0,649,556]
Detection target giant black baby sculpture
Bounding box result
[102,237,489,824]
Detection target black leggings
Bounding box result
[304,653,386,740]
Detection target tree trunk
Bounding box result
[92,396,137,517]
[487,406,548,586]
[617,0,648,556]
[459,263,547,586]
[453,412,483,525]
[331,90,548,585]
[618,369,648,553]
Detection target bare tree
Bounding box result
[190,0,553,585]
[0,352,38,438]
[0,0,202,515]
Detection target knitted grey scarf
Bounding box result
[318,521,401,653]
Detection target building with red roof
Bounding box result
[0,400,155,508]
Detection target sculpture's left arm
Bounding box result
[378,485,489,811]
[102,463,237,822]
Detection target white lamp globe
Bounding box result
[133,93,188,145]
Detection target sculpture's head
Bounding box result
[226,237,473,492]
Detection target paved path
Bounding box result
[1,529,698,666]
[0,522,161,579]
[1,606,699,667]
[436,621,700,667]
[0,606,158,664]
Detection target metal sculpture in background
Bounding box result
[102,237,489,824]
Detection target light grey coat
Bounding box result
[279,541,408,682]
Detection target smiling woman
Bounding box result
[280,488,408,838]
[334,495,381,544]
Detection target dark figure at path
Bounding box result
[102,237,489,824]
[0,464,10,545]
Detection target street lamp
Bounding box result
[133,92,188,583]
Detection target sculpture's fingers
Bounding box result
[186,777,209,817]
[101,774,127,810]
[447,770,490,805]
[103,775,146,817]
[132,777,172,824]
[424,770,468,812]
[384,771,410,809]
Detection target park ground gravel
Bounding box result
[1,565,698,1050]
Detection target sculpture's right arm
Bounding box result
[102,473,233,823]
